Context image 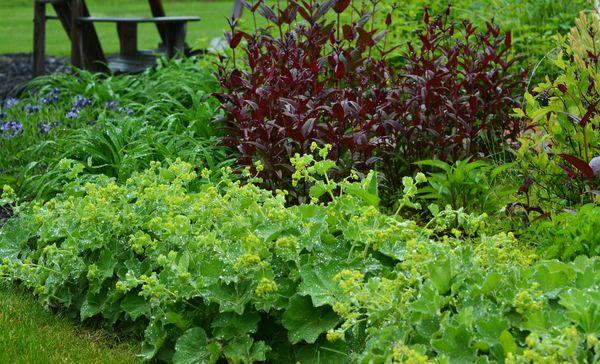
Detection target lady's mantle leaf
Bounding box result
[282,295,340,344]
[173,327,217,364]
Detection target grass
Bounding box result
[0,0,233,56]
[0,283,139,363]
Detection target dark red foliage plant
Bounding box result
[216,1,526,203]
[379,8,527,195]
[216,0,395,202]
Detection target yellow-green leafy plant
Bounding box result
[2,151,599,363]
[515,11,599,209]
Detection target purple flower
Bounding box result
[41,88,61,105]
[118,106,134,116]
[65,109,80,119]
[37,122,53,134]
[4,98,18,109]
[72,95,92,110]
[0,120,24,139]
[104,101,118,110]
[25,104,41,114]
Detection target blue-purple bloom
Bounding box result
[65,109,80,119]
[25,104,41,114]
[41,88,61,105]
[0,120,24,139]
[65,95,93,118]
[37,122,53,134]
[104,101,118,110]
[118,106,134,116]
[4,98,18,109]
[72,95,92,110]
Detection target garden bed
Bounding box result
[0,1,598,363]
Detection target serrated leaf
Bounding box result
[211,311,261,340]
[0,217,31,260]
[431,323,477,361]
[222,336,269,364]
[120,291,148,321]
[173,327,216,364]
[298,261,344,307]
[210,282,252,315]
[282,295,340,344]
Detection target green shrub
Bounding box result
[2,152,599,363]
[526,203,600,261]
[415,159,515,214]
[515,11,599,208]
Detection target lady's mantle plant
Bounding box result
[1,148,599,362]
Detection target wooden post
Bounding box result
[148,0,168,44]
[70,0,83,68]
[164,22,187,59]
[33,1,46,77]
[117,23,138,56]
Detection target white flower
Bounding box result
[589,156,600,177]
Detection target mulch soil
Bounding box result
[0,53,69,100]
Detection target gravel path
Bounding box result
[0,53,69,100]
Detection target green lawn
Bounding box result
[0,0,233,56]
[0,283,139,363]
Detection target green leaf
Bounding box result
[309,181,327,199]
[298,261,344,307]
[416,159,451,172]
[282,295,340,344]
[89,248,117,294]
[295,337,350,364]
[210,282,252,315]
[211,311,261,340]
[475,315,509,343]
[428,259,453,295]
[166,311,189,330]
[80,291,104,320]
[0,217,31,260]
[222,336,269,364]
[120,291,148,321]
[345,172,380,207]
[560,289,600,334]
[431,323,477,361]
[532,260,575,297]
[139,319,167,361]
[499,330,516,355]
[173,327,216,364]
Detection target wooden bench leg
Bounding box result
[33,1,46,77]
[70,0,83,68]
[164,23,187,59]
[117,23,138,56]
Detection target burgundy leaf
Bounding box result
[332,103,345,120]
[301,118,316,137]
[580,102,597,127]
[557,84,567,93]
[333,0,351,14]
[559,154,595,179]
[334,61,345,79]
